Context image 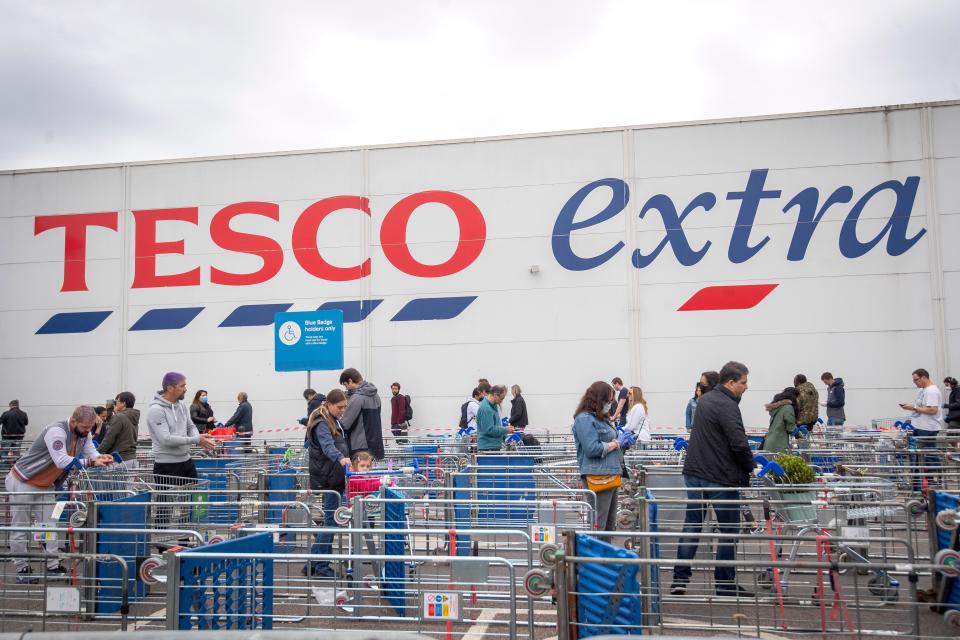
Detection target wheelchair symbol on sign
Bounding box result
[278,321,301,345]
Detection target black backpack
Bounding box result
[404,395,413,421]
[459,401,469,428]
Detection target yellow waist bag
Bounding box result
[585,474,622,492]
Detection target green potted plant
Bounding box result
[771,453,818,522]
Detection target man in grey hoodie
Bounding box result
[339,367,385,459]
[147,373,215,528]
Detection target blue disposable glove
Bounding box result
[794,426,808,438]
[617,431,636,449]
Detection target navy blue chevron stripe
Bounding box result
[318,299,383,323]
[390,296,477,321]
[219,303,293,327]
[130,307,204,331]
[36,311,112,334]
[38,296,479,333]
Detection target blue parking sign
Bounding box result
[274,310,344,372]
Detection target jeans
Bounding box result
[912,427,941,482]
[672,475,741,587]
[391,422,408,445]
[827,416,845,426]
[309,491,341,572]
[0,439,23,464]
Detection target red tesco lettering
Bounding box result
[34,191,486,292]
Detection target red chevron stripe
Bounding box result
[678,284,778,311]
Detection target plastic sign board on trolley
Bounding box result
[274,310,344,372]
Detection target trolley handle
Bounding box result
[344,459,421,477]
[757,461,785,479]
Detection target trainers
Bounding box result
[716,584,753,598]
[46,565,69,580]
[669,582,687,595]
[309,565,336,579]
[16,567,39,585]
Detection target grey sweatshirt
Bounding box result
[147,392,199,463]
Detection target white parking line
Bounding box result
[130,607,165,630]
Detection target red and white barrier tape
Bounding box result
[256,425,307,434]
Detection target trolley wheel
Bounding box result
[757,569,773,589]
[620,497,639,511]
[905,499,926,518]
[867,576,899,603]
[935,549,960,577]
[617,509,637,529]
[623,538,634,551]
[207,535,226,545]
[835,551,850,575]
[333,506,352,526]
[69,510,87,527]
[430,478,445,489]
[524,568,551,597]
[945,609,960,627]
[539,543,560,567]
[936,509,959,531]
[139,556,165,585]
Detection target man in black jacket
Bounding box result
[0,400,28,462]
[671,361,755,598]
[224,392,254,441]
[299,389,325,426]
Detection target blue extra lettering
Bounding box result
[782,186,854,261]
[632,192,716,268]
[839,177,924,258]
[726,169,781,264]
[552,178,628,271]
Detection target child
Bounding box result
[347,451,385,574]
[347,451,385,505]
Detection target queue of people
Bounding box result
[4,362,956,587]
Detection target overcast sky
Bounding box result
[1,0,958,171]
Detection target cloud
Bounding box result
[0,0,957,170]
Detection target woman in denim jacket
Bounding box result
[572,381,634,533]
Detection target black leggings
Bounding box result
[153,460,198,529]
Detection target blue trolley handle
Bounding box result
[757,461,785,479]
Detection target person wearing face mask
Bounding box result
[5,405,115,583]
[190,390,216,434]
[943,377,960,431]
[572,381,635,536]
[304,388,351,578]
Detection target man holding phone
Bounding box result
[901,368,943,477]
